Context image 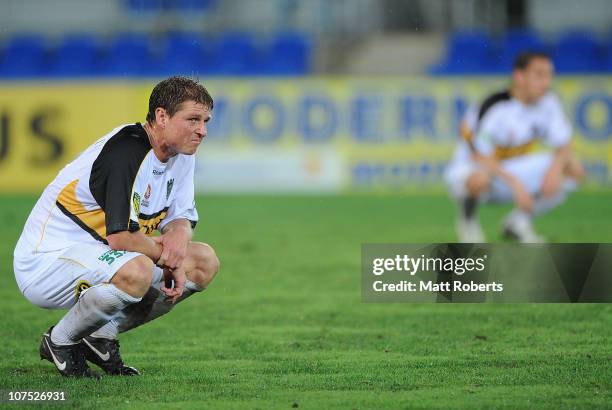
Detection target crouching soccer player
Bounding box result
[444,51,585,243]
[13,76,220,377]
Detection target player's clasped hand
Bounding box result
[153,232,189,269]
[160,267,186,304]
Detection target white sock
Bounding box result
[51,284,141,346]
[505,208,534,231]
[509,208,531,221]
[88,318,121,340]
[90,279,203,339]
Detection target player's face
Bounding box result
[518,57,553,102]
[165,100,211,155]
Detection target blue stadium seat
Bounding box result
[102,33,152,77]
[124,0,165,13]
[158,32,209,76]
[0,34,47,78]
[603,33,612,72]
[48,34,100,77]
[262,31,311,75]
[552,30,604,73]
[176,0,216,12]
[429,31,496,75]
[494,29,546,72]
[125,0,215,14]
[215,32,260,75]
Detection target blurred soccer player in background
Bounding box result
[444,51,585,243]
[13,76,220,377]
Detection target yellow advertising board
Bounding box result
[0,81,152,192]
[0,77,610,193]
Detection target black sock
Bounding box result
[462,197,478,219]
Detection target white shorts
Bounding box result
[444,151,554,203]
[15,242,163,309]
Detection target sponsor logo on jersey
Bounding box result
[132,192,141,216]
[166,179,174,200]
[98,249,128,265]
[74,280,92,300]
[153,169,165,176]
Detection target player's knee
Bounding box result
[189,242,220,289]
[466,171,490,196]
[111,255,153,298]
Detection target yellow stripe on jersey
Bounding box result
[494,140,537,160]
[56,179,107,241]
[460,121,473,143]
[138,208,169,236]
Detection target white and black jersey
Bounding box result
[461,90,572,159]
[14,123,198,275]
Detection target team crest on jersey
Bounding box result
[132,192,141,215]
[166,179,174,200]
[142,184,152,208]
[74,280,92,300]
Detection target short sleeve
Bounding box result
[541,94,572,147]
[103,164,143,235]
[90,126,151,235]
[472,107,503,156]
[159,155,198,232]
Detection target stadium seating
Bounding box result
[0,30,313,78]
[0,34,47,78]
[429,31,496,75]
[2,28,610,78]
[213,32,260,75]
[102,33,152,77]
[431,28,611,75]
[175,0,216,12]
[48,34,101,77]
[604,33,612,72]
[494,29,546,73]
[125,0,215,13]
[262,31,312,75]
[158,32,209,76]
[552,30,604,73]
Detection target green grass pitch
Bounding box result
[0,192,611,409]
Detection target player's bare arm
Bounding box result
[107,230,164,263]
[471,149,534,213]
